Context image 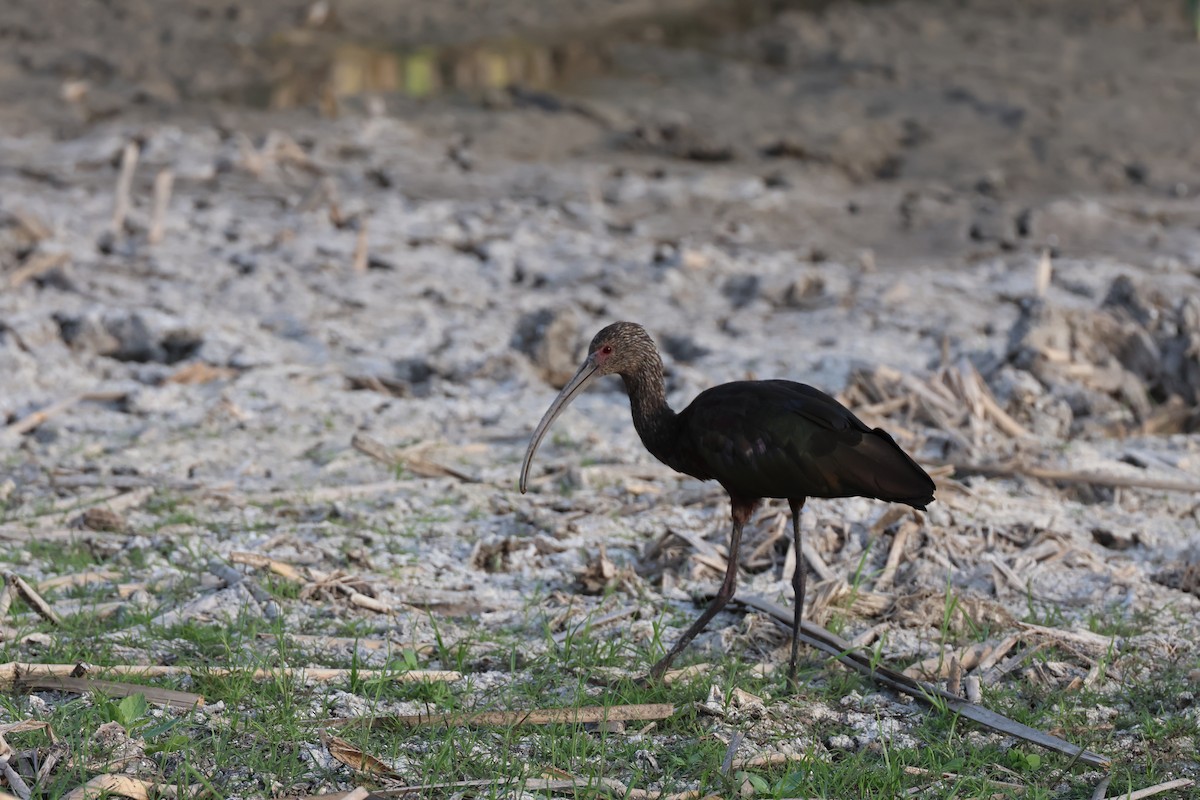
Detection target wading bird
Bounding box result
[519,322,934,684]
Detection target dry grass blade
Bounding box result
[230,552,306,583]
[903,764,1027,794]
[0,718,56,799]
[1016,622,1116,654]
[719,730,744,775]
[662,663,710,684]
[241,480,407,505]
[63,774,192,800]
[319,703,676,730]
[351,433,478,482]
[16,675,204,710]
[903,643,991,680]
[0,719,56,740]
[737,594,1110,769]
[954,357,1033,440]
[551,604,637,643]
[322,732,398,777]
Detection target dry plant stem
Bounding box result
[7,252,69,289]
[719,730,744,775]
[0,756,31,800]
[351,221,369,273]
[0,663,459,690]
[1110,779,1196,800]
[3,391,127,437]
[950,460,1200,494]
[37,568,121,594]
[63,774,189,800]
[350,433,478,481]
[903,765,1027,793]
[319,703,676,730]
[8,574,61,625]
[230,552,306,582]
[800,537,836,582]
[17,675,203,710]
[875,521,914,590]
[111,141,139,233]
[148,168,174,243]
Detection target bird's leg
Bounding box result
[787,497,807,689]
[648,497,755,680]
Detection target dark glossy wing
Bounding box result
[679,380,934,508]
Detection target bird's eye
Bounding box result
[601,345,614,355]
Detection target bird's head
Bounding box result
[587,321,658,377]
[520,320,661,493]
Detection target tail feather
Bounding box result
[839,429,935,509]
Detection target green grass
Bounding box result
[3,593,1196,798]
[2,496,1196,799]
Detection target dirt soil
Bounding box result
[1,0,1199,795]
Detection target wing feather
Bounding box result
[680,380,934,507]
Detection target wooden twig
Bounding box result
[736,594,1110,769]
[801,538,837,583]
[111,141,140,233]
[1110,779,1195,800]
[948,460,1200,494]
[3,391,127,438]
[318,703,675,730]
[7,252,69,289]
[8,574,61,625]
[17,675,203,710]
[323,732,397,777]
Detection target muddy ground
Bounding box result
[1,0,1199,796]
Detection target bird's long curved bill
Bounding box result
[519,357,599,493]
